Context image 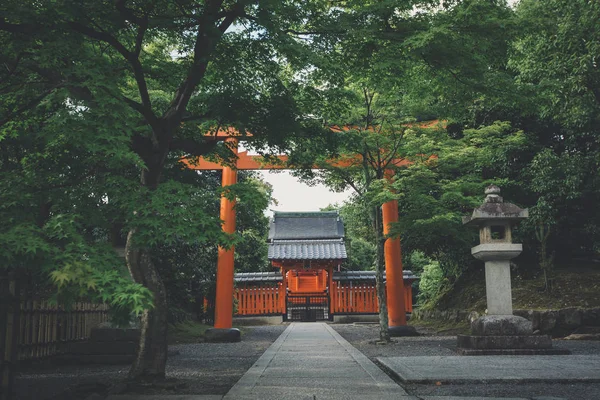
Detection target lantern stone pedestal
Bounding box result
[457,185,569,356]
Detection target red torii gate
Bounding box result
[182,131,414,340]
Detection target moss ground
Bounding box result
[168,321,212,344]
[425,262,600,312]
[167,321,248,344]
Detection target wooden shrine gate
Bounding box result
[232,270,417,320]
[286,294,330,322]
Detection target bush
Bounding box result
[417,260,445,305]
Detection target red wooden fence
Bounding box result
[331,282,413,314]
[234,284,285,316]
[234,282,413,316]
[331,283,378,313]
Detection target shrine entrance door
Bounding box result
[285,294,330,322]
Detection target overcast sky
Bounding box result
[257,170,353,216]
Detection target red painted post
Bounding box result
[382,198,407,327]
[213,139,238,329]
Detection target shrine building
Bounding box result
[233,211,417,322]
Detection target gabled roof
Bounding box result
[233,270,419,283]
[235,271,282,283]
[334,270,419,282]
[268,239,347,260]
[268,211,345,240]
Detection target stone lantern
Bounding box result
[463,185,527,316]
[457,185,569,355]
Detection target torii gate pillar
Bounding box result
[382,199,416,336]
[204,138,241,343]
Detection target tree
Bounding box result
[508,0,600,261]
[294,86,420,341]
[149,169,272,324]
[1,0,342,380]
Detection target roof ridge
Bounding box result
[272,211,340,217]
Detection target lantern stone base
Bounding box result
[389,325,419,337]
[457,315,570,356]
[456,347,571,356]
[471,315,533,336]
[204,328,241,343]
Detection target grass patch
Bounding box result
[168,321,212,344]
[424,262,600,312]
[167,321,249,344]
[409,319,471,336]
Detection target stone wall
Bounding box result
[411,307,600,337]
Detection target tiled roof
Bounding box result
[268,211,345,240]
[235,271,282,283]
[268,239,347,260]
[233,270,419,283]
[334,270,419,281]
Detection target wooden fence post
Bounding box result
[1,271,21,400]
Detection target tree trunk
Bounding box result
[125,163,169,381]
[126,230,169,381]
[372,206,390,342]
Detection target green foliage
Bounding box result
[346,238,376,271]
[510,0,600,129]
[1,0,321,331]
[389,122,531,279]
[50,261,153,319]
[417,259,446,306]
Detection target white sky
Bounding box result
[240,144,353,215]
[257,170,353,216]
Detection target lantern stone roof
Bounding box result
[463,185,529,227]
[268,211,347,261]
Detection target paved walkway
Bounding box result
[379,354,600,384]
[107,323,586,400]
[223,322,411,400]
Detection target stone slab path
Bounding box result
[378,354,600,384]
[107,324,587,400]
[223,322,413,400]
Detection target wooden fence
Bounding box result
[234,282,413,316]
[331,283,379,314]
[234,285,285,316]
[17,301,109,361]
[1,270,110,400]
[332,282,413,313]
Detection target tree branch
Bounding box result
[218,3,244,34]
[0,19,38,34]
[134,17,148,57]
[68,21,160,131]
[0,86,59,128]
[335,168,363,196]
[169,137,219,156]
[181,114,208,123]
[115,0,145,25]
[165,0,242,124]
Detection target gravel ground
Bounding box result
[15,323,600,400]
[14,324,286,400]
[332,323,600,400]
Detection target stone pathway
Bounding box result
[107,323,586,400]
[223,322,411,399]
[378,354,600,384]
